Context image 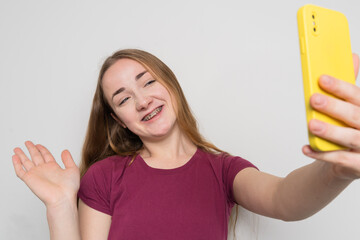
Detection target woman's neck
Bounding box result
[139,125,197,164]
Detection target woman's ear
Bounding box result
[111,113,127,128]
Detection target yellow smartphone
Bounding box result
[297,4,355,151]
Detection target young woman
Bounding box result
[12,49,360,240]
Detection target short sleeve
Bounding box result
[222,154,258,205]
[77,160,113,215]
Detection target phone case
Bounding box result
[297,4,355,151]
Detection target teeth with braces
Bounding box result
[143,106,162,121]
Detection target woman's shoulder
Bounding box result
[198,148,231,161]
[199,148,256,169]
[86,154,133,174]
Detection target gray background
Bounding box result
[2,0,360,239]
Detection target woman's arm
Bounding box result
[78,199,111,239]
[233,54,360,221]
[233,162,352,221]
[47,199,81,240]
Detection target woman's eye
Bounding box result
[144,80,156,87]
[119,97,130,106]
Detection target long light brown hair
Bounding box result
[79,49,224,177]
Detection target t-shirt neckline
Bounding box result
[136,148,200,174]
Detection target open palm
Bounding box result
[12,141,80,208]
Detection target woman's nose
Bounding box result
[135,95,152,111]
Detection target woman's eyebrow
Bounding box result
[111,70,148,101]
[112,87,125,101]
[135,70,147,80]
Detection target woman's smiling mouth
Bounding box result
[142,106,163,121]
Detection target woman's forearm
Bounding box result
[275,160,352,221]
[46,198,81,240]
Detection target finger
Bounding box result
[302,145,360,178]
[353,53,359,79]
[318,75,360,106]
[61,150,76,169]
[310,93,360,129]
[13,147,34,171]
[25,141,45,166]
[308,119,360,150]
[12,155,27,179]
[35,144,55,163]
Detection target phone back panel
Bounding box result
[297,4,355,151]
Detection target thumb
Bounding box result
[61,150,77,169]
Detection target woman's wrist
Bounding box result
[320,161,353,190]
[44,190,78,209]
[46,196,77,215]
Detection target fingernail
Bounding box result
[311,120,324,133]
[320,75,333,86]
[313,94,325,106]
[303,147,312,155]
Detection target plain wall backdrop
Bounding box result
[2,0,360,239]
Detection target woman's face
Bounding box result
[102,58,177,141]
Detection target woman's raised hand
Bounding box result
[12,141,80,208]
[303,53,360,180]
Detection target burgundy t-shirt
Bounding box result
[78,148,257,240]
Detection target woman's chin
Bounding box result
[141,125,178,141]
